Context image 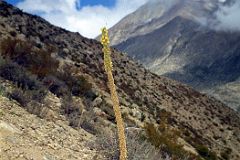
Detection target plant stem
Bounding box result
[101,27,127,160]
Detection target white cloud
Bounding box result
[215,1,240,31]
[17,0,149,38]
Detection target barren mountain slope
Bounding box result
[115,16,240,111]
[205,80,240,112]
[102,0,220,45]
[0,1,240,159]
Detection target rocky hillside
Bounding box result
[115,16,240,112]
[0,1,240,160]
[205,80,240,112]
[111,0,240,111]
[0,95,98,160]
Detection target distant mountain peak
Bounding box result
[104,0,222,46]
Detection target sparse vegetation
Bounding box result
[220,148,232,160]
[144,122,190,159]
[56,65,93,97]
[0,51,47,108]
[0,29,232,160]
[43,75,69,97]
[9,88,30,107]
[143,110,202,160]
[61,96,83,128]
[0,84,6,97]
[195,144,217,160]
[0,61,41,90]
[0,37,93,130]
[0,38,59,78]
[91,129,173,160]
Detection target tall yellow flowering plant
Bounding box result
[101,27,127,160]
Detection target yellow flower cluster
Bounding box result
[101,27,110,45]
[101,27,113,72]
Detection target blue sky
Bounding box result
[4,0,148,38]
[80,0,115,8]
[5,0,21,5]
[6,0,116,9]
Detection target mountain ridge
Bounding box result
[110,0,240,111]
[102,0,220,46]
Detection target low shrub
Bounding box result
[71,75,92,96]
[9,86,47,106]
[56,69,92,97]
[61,96,84,128]
[143,110,198,159]
[90,131,119,159]
[80,119,97,135]
[9,89,30,107]
[0,61,41,90]
[43,76,69,97]
[91,129,181,160]
[0,56,47,105]
[144,123,187,159]
[0,38,32,59]
[28,45,59,77]
[0,84,6,97]
[0,38,59,78]
[195,144,217,160]
[31,88,47,103]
